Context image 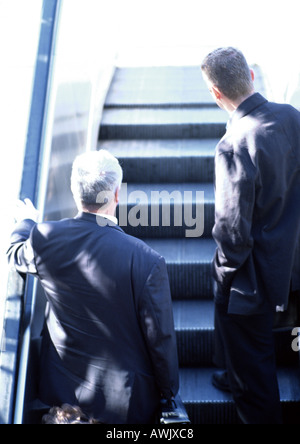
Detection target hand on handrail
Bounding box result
[14,199,39,224]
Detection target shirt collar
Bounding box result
[75,211,120,228]
[230,92,268,126]
[91,213,118,225]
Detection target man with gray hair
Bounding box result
[201,47,300,424]
[7,149,179,424]
[71,149,123,219]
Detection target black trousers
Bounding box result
[214,303,283,424]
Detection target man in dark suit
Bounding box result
[7,150,179,424]
[201,47,300,424]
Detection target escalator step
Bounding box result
[180,367,300,424]
[104,65,266,108]
[99,107,227,140]
[104,66,215,108]
[145,238,216,300]
[118,182,214,239]
[98,139,217,183]
[173,300,214,366]
[173,300,298,367]
[179,367,238,424]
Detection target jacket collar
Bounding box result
[229,92,268,127]
[74,211,124,233]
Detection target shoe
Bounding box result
[212,370,232,393]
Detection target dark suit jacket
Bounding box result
[213,93,300,315]
[7,212,179,423]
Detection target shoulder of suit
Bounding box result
[122,230,161,260]
[33,218,163,263]
[31,218,76,240]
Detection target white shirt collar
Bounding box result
[91,213,118,226]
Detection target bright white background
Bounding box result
[114,0,300,102]
[0,0,43,340]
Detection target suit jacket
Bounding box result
[7,212,179,423]
[213,93,300,315]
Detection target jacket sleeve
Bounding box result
[137,255,179,400]
[212,146,256,304]
[6,219,38,276]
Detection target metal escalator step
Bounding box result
[104,66,216,108]
[145,238,216,300]
[180,367,300,424]
[179,367,238,424]
[279,367,300,424]
[173,300,298,367]
[173,300,214,331]
[104,65,267,108]
[118,182,214,239]
[98,138,217,183]
[279,367,300,403]
[99,106,227,140]
[173,300,214,366]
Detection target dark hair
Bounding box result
[201,47,253,100]
[42,404,101,424]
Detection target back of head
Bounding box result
[71,149,123,211]
[201,47,253,101]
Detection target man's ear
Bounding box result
[211,85,222,100]
[115,187,120,205]
[250,68,255,82]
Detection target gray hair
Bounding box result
[201,47,253,100]
[71,150,123,209]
